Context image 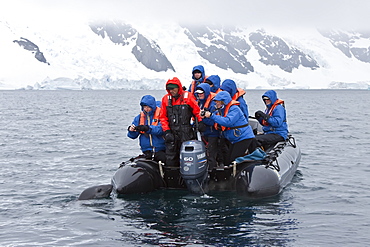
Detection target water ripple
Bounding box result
[1,90,370,246]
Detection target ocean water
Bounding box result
[1,89,369,247]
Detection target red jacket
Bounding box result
[160,77,201,132]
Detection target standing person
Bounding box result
[194,83,219,170]
[127,95,166,163]
[255,90,288,150]
[220,79,249,120]
[202,75,225,167]
[188,65,207,94]
[160,77,202,167]
[204,75,221,93]
[202,91,257,166]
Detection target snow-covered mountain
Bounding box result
[1,18,370,90]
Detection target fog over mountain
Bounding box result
[1,1,370,90]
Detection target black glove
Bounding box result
[127,125,132,131]
[198,121,207,132]
[164,130,175,143]
[135,125,150,132]
[255,110,270,120]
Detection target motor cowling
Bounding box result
[180,140,208,193]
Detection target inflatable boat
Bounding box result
[111,135,301,199]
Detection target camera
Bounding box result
[200,107,209,117]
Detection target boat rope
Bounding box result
[263,142,286,172]
[264,135,297,171]
[232,161,237,177]
[118,155,144,168]
[288,135,297,148]
[146,114,156,161]
[158,161,164,178]
[267,158,280,172]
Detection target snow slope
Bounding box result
[1,18,370,90]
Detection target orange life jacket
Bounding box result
[193,92,216,122]
[189,76,209,94]
[139,107,161,133]
[202,92,216,109]
[214,100,240,131]
[231,88,246,101]
[262,99,285,126]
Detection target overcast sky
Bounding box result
[2,0,370,29]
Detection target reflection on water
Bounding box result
[86,189,299,246]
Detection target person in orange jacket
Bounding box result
[220,79,249,119]
[194,83,220,170]
[127,95,166,163]
[255,90,288,150]
[188,65,207,94]
[160,77,202,167]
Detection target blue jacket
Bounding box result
[220,79,249,119]
[188,65,205,93]
[210,91,255,144]
[258,90,289,139]
[194,83,219,137]
[206,75,221,93]
[127,95,165,152]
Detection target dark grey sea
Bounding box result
[1,89,369,246]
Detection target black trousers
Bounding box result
[143,150,166,163]
[165,127,196,167]
[202,136,218,170]
[165,138,182,167]
[226,138,258,166]
[217,137,229,166]
[255,133,284,150]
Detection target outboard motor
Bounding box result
[180,140,208,194]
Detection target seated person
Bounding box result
[204,75,221,93]
[203,91,257,166]
[254,90,288,150]
[127,95,166,163]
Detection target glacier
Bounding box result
[1,18,370,90]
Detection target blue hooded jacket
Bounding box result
[206,75,221,93]
[127,95,165,152]
[188,65,205,92]
[258,90,289,139]
[220,79,249,119]
[210,91,255,144]
[194,83,219,137]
